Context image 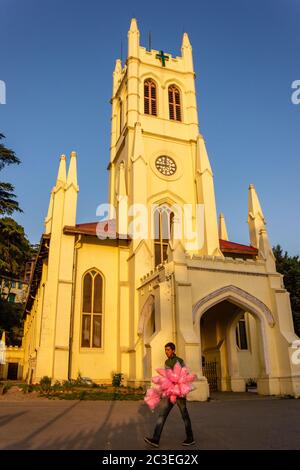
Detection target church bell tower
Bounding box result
[108,18,222,262]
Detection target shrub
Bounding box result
[62,379,75,390]
[20,383,34,394]
[40,376,52,391]
[1,382,13,394]
[112,373,123,387]
[51,380,62,391]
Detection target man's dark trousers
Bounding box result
[153,397,194,442]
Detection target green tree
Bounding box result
[0,134,31,346]
[0,217,32,281]
[0,133,22,215]
[273,244,300,337]
[0,218,33,344]
[0,300,24,346]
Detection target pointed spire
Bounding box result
[181,32,192,49]
[63,151,79,227]
[248,184,265,222]
[128,18,140,57]
[114,58,122,74]
[195,134,222,256]
[56,154,67,185]
[248,184,266,248]
[113,59,122,95]
[219,213,229,240]
[45,154,66,233]
[181,32,194,72]
[129,18,138,33]
[67,150,78,187]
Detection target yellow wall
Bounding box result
[70,239,130,382]
[1,346,24,380]
[22,258,48,382]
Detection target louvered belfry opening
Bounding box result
[144,79,157,116]
[168,85,181,121]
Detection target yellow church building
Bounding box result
[21,19,300,400]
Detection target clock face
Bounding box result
[155,156,177,176]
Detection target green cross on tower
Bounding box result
[156,50,169,67]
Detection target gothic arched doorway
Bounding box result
[193,285,275,393]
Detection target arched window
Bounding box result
[81,270,103,348]
[153,205,174,267]
[149,302,156,337]
[168,85,181,121]
[144,79,157,116]
[236,314,248,350]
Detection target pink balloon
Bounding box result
[144,363,196,409]
[144,387,161,410]
[170,394,177,404]
[156,368,168,377]
[179,383,192,396]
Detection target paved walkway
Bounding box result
[0,395,300,450]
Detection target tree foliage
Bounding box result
[273,244,300,337]
[0,133,22,215]
[0,134,28,345]
[0,300,23,346]
[0,217,33,345]
[0,217,32,279]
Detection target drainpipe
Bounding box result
[68,234,81,380]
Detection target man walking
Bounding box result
[144,342,195,447]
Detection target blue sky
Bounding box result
[0,0,299,255]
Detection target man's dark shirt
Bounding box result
[165,354,185,369]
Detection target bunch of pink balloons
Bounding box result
[144,362,196,410]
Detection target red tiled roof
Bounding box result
[64,221,257,256]
[64,220,117,237]
[219,239,258,255]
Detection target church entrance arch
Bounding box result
[193,285,275,393]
